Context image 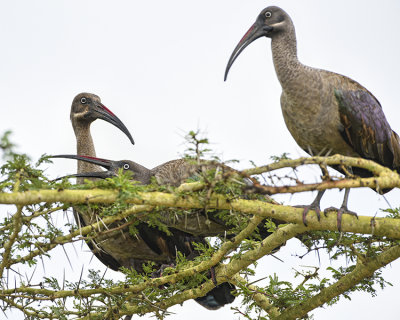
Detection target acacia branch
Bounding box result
[275,244,400,320]
[141,223,305,317]
[158,155,400,205]
[5,205,154,267]
[0,205,67,233]
[243,155,400,196]
[79,216,295,319]
[0,205,23,279]
[232,274,281,318]
[1,215,265,303]
[120,224,305,318]
[1,155,400,318]
[0,171,24,280]
[0,188,399,239]
[250,175,389,195]
[4,213,266,319]
[242,155,393,176]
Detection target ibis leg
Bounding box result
[325,188,358,232]
[295,190,325,226]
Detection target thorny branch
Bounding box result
[0,188,398,238]
[1,155,400,319]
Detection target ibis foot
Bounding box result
[294,204,322,227]
[294,190,325,226]
[325,206,358,232]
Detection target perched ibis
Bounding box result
[51,154,236,309]
[69,93,137,270]
[224,6,400,230]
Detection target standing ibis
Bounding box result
[224,6,400,230]
[51,154,236,310]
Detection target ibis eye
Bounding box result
[123,163,130,170]
[265,11,272,18]
[80,97,87,104]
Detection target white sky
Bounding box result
[1,0,400,319]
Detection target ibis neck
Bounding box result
[270,26,305,90]
[72,121,100,182]
[130,162,152,185]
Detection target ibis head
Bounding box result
[224,6,293,81]
[51,154,151,184]
[70,93,134,145]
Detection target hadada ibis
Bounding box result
[54,154,282,238]
[51,154,236,310]
[70,93,134,179]
[69,93,136,270]
[224,6,400,231]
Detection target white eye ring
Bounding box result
[265,11,272,18]
[80,97,87,104]
[123,163,130,170]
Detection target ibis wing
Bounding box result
[73,209,122,271]
[335,89,400,170]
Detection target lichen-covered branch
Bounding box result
[243,154,393,177]
[0,204,67,233]
[0,205,23,279]
[5,205,154,267]
[1,215,264,303]
[78,218,299,319]
[0,189,399,239]
[0,171,24,280]
[232,274,281,318]
[1,154,400,319]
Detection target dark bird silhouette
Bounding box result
[224,6,400,231]
[52,154,235,310]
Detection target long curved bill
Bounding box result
[224,22,273,81]
[95,103,135,145]
[50,154,116,180]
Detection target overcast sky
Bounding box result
[1,0,400,319]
